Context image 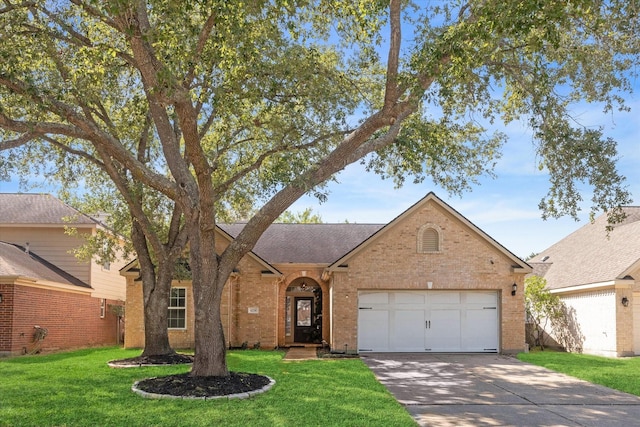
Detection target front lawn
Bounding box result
[518,351,640,396]
[0,347,415,427]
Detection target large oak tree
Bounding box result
[1,0,637,377]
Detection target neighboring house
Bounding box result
[122,192,531,354]
[0,194,127,356]
[529,207,640,357]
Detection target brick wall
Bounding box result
[123,198,527,354]
[615,286,635,356]
[0,283,15,354]
[124,254,283,350]
[330,200,526,353]
[0,282,122,356]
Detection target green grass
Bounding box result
[0,347,415,427]
[518,350,640,396]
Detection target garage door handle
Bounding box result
[425,320,431,329]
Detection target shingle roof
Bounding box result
[219,223,385,264]
[0,193,96,225]
[0,241,91,288]
[529,207,640,290]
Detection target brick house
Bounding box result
[122,192,531,354]
[529,207,640,357]
[0,194,127,356]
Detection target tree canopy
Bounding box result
[1,0,638,376]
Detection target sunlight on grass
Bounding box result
[518,351,640,396]
[0,347,416,427]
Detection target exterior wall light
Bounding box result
[621,297,629,307]
[511,283,517,296]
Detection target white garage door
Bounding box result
[358,291,499,353]
[634,292,640,355]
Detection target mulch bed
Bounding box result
[110,353,271,398]
[108,353,194,367]
[136,372,271,398]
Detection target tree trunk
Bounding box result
[140,268,175,356]
[131,221,175,357]
[184,190,230,377]
[190,276,228,377]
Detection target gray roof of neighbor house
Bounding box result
[0,193,96,225]
[0,241,91,288]
[219,223,385,264]
[529,206,640,290]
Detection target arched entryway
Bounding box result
[285,278,323,345]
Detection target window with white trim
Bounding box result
[168,288,186,329]
[100,298,106,318]
[417,224,441,253]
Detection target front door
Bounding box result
[294,297,314,343]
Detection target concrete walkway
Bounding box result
[282,346,318,361]
[362,353,640,427]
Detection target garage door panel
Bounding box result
[395,292,426,304]
[466,292,498,305]
[633,292,640,355]
[359,292,389,305]
[358,309,389,352]
[429,292,461,304]
[426,309,461,351]
[393,310,426,351]
[358,291,499,353]
[463,308,499,351]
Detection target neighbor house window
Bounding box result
[100,298,106,318]
[168,288,186,329]
[417,224,442,253]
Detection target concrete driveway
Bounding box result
[361,353,640,427]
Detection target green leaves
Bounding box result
[367,114,504,194]
[1,0,638,235]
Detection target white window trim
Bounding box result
[168,287,187,330]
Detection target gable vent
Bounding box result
[418,224,441,253]
[422,228,439,251]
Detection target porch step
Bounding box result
[283,346,318,361]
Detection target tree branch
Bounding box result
[0,75,177,198]
[383,0,401,108]
[184,12,217,88]
[0,131,39,150]
[43,135,105,170]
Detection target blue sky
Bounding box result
[288,96,640,259]
[1,96,637,260]
[1,95,638,260]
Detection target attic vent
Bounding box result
[418,224,441,253]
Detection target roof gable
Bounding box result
[529,206,640,289]
[328,192,530,271]
[0,193,97,225]
[119,227,283,277]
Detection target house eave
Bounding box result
[1,275,93,294]
[550,279,634,295]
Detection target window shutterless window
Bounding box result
[168,288,186,329]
